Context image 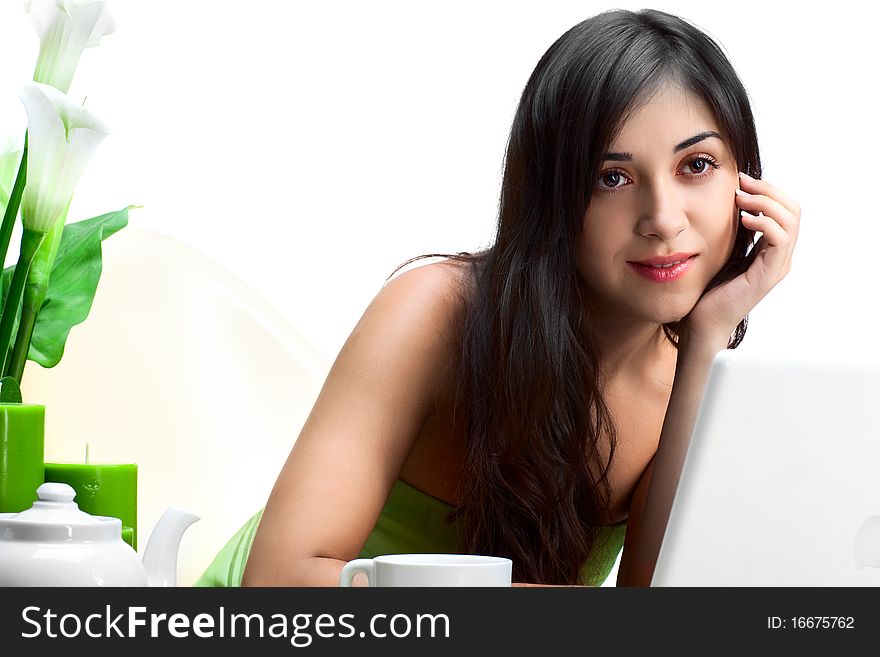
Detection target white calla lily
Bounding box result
[26,0,116,93]
[19,82,110,234]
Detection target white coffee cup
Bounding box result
[339,553,512,587]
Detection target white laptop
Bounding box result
[651,348,880,586]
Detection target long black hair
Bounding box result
[395,8,760,584]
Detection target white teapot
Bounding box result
[0,482,199,586]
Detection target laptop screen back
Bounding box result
[651,349,880,586]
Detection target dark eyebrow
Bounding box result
[600,130,723,161]
[601,151,633,162]
[673,130,722,153]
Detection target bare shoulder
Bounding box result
[382,258,473,309]
[365,258,473,352]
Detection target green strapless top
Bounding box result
[194,478,627,587]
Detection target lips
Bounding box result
[627,254,698,283]
[630,252,697,267]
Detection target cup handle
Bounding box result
[339,559,375,587]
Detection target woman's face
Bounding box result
[577,85,740,326]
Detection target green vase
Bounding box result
[0,403,45,513]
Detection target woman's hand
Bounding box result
[687,172,800,343]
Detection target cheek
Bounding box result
[578,214,627,275]
[687,182,738,255]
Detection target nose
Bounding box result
[636,177,688,241]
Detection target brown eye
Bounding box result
[597,170,630,191]
[681,155,720,177]
[603,172,623,187]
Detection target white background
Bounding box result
[0,1,876,585]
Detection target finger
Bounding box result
[738,172,801,218]
[740,211,792,276]
[740,211,788,248]
[735,190,798,237]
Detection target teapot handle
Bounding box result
[142,507,200,587]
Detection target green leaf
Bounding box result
[21,206,132,368]
[0,375,21,402]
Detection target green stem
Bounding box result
[7,304,38,383]
[0,131,27,270]
[0,229,44,379]
[7,221,62,384]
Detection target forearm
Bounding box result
[242,556,367,587]
[617,330,729,586]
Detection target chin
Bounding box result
[643,302,697,325]
[657,313,686,324]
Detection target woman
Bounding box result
[200,8,799,587]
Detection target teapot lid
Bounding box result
[0,482,120,542]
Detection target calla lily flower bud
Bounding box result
[26,0,116,93]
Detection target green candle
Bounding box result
[121,525,134,548]
[44,459,138,550]
[0,403,45,513]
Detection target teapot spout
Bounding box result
[142,507,200,587]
